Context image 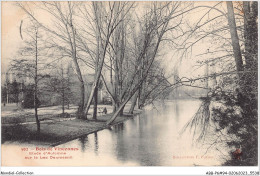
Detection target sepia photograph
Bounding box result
[0,0,258,173]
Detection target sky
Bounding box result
[2,2,25,73]
[1,2,55,74]
[1,1,229,83]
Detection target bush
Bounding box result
[210,88,257,166]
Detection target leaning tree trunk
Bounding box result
[84,2,123,118]
[106,96,131,125]
[84,36,110,119]
[106,4,168,125]
[119,104,125,116]
[106,75,148,125]
[84,41,110,117]
[107,37,164,125]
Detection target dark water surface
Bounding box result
[58,100,224,166]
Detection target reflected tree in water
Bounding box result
[78,136,89,152]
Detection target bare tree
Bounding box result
[106,2,184,125]
[17,2,86,119]
[82,2,135,119]
[45,61,71,116]
[10,20,48,133]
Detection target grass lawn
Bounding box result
[1,103,140,146]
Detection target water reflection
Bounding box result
[78,136,88,152]
[112,123,124,133]
[58,100,224,166]
[174,100,180,123]
[94,132,99,155]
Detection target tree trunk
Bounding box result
[67,101,70,109]
[243,1,258,70]
[119,104,125,116]
[34,30,40,133]
[67,65,70,110]
[112,100,117,113]
[138,87,144,109]
[129,91,138,114]
[226,2,244,80]
[61,66,65,116]
[34,91,40,133]
[92,86,98,120]
[77,82,85,119]
[242,1,258,96]
[68,24,85,119]
[62,12,85,119]
[62,89,65,116]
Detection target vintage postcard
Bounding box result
[1,1,259,174]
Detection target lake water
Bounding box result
[58,99,226,166]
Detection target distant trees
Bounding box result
[1,80,20,104]
[23,84,38,108]
[1,85,7,104]
[46,63,72,116]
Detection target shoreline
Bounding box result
[2,110,142,147]
[50,112,140,147]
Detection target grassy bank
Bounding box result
[1,104,104,124]
[2,110,141,146]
